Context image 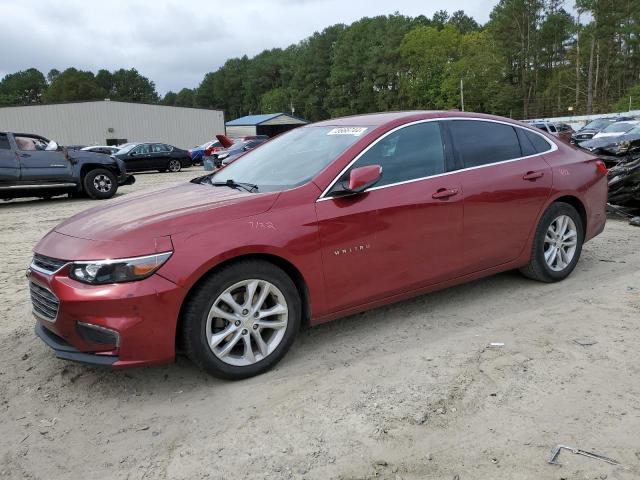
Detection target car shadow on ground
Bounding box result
[26,269,540,399]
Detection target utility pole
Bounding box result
[630,96,633,112]
[460,78,465,112]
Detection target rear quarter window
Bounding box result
[449,120,522,168]
[523,129,553,154]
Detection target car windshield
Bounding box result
[208,126,368,192]
[602,122,636,133]
[626,126,640,135]
[583,119,613,130]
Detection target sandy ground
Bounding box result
[0,168,639,480]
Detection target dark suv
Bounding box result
[0,132,134,201]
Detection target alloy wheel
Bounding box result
[206,279,289,366]
[543,215,578,271]
[93,174,113,193]
[168,160,181,172]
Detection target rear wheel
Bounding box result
[83,168,117,200]
[167,159,182,172]
[182,260,301,379]
[520,202,583,282]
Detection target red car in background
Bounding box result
[29,111,607,380]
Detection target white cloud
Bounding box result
[0,0,496,94]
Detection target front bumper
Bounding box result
[28,265,184,368]
[35,323,117,366]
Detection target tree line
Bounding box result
[1,1,639,121]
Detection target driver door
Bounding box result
[315,121,464,313]
[126,144,152,171]
[14,135,74,184]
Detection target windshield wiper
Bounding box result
[208,178,259,193]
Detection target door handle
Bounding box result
[523,171,544,181]
[432,188,459,200]
[19,153,31,158]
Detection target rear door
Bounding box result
[446,119,553,274]
[150,143,170,169]
[316,121,464,312]
[0,133,19,185]
[14,135,74,184]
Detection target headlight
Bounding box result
[69,252,172,284]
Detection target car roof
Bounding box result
[312,110,526,128]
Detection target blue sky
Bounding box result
[1,0,497,94]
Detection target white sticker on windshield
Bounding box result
[327,127,368,136]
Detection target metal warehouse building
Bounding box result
[0,100,225,149]
[226,113,308,138]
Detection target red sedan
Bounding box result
[29,111,608,379]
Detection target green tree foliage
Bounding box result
[614,83,640,111]
[0,68,47,106]
[43,68,105,103]
[109,68,159,103]
[161,91,178,105]
[175,88,196,107]
[2,4,638,119]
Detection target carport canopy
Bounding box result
[226,113,308,138]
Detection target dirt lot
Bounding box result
[1,168,639,480]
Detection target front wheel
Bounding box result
[181,260,301,380]
[520,202,584,282]
[83,168,118,200]
[167,159,182,172]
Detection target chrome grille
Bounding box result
[31,254,67,275]
[30,281,59,322]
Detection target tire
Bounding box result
[519,202,584,282]
[83,168,118,200]
[182,260,301,380]
[167,159,182,172]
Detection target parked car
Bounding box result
[189,140,224,165]
[0,132,134,200]
[114,142,192,173]
[580,124,640,164]
[81,145,120,155]
[213,137,269,167]
[29,111,607,380]
[571,116,635,144]
[528,121,574,143]
[592,120,640,140]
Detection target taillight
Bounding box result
[595,160,608,175]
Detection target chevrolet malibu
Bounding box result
[29,111,608,379]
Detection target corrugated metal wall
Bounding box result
[0,101,225,149]
[226,125,257,138]
[262,115,307,126]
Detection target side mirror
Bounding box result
[129,151,136,156]
[333,165,382,196]
[45,141,58,151]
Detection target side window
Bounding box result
[0,134,10,150]
[152,144,166,153]
[133,144,150,155]
[340,122,445,189]
[523,129,553,154]
[449,120,522,168]
[162,144,173,152]
[548,124,557,133]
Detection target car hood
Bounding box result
[54,182,278,243]
[581,133,640,152]
[593,132,626,139]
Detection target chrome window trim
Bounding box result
[317,117,558,202]
[30,256,69,275]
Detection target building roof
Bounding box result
[226,113,307,126]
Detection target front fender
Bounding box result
[160,200,327,319]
